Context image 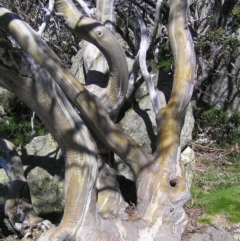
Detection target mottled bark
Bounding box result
[0,139,52,236]
[82,0,118,120]
[0,0,196,240]
[55,0,127,117]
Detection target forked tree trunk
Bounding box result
[0,0,196,240]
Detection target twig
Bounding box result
[38,0,55,36]
[75,0,93,17]
[30,111,35,141]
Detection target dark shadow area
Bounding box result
[85,70,109,88]
[133,101,157,153]
[38,211,63,225]
[117,175,137,205]
[157,70,173,103]
[21,151,65,179]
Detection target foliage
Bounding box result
[0,98,47,147]
[147,40,172,72]
[232,5,240,21]
[196,27,240,59]
[193,107,240,146]
[0,116,47,147]
[2,218,19,241]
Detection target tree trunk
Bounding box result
[0,0,196,240]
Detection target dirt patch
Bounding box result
[182,205,206,241]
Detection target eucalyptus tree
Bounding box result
[0,0,196,240]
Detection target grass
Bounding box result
[189,154,240,225]
[191,184,240,223]
[189,107,240,226]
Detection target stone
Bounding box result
[181,146,195,188]
[0,134,65,218]
[115,73,195,180]
[0,87,15,117]
[70,45,85,84]
[189,226,235,241]
[181,103,195,148]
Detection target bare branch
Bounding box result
[148,0,163,44]
[135,6,160,114]
[38,0,55,36]
[75,0,93,17]
[129,1,163,112]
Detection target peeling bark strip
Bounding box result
[135,6,160,115]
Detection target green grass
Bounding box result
[191,184,240,223]
[191,160,240,224]
[190,107,240,224]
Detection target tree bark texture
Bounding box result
[0,0,196,240]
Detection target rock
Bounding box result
[0,134,65,218]
[28,167,64,216]
[233,226,240,240]
[115,69,195,180]
[0,87,15,117]
[0,87,14,108]
[181,146,195,188]
[25,134,61,158]
[189,226,235,241]
[70,45,85,84]
[181,103,195,147]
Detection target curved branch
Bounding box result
[0,6,149,178]
[82,0,116,118]
[55,0,127,117]
[135,6,160,114]
[0,53,99,240]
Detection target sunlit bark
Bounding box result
[0,0,196,240]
